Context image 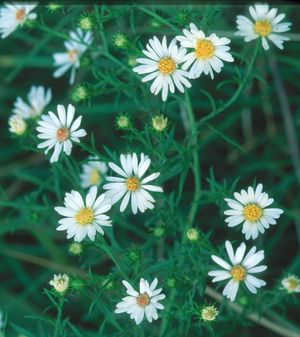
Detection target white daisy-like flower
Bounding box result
[8,114,27,135]
[36,103,86,163]
[80,156,108,189]
[49,273,69,293]
[103,153,163,214]
[53,28,93,84]
[0,3,37,39]
[132,36,191,101]
[208,240,267,302]
[176,23,234,79]
[236,4,292,51]
[13,85,52,119]
[115,278,165,325]
[281,275,300,294]
[224,183,284,240]
[55,186,112,242]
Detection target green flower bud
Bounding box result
[69,242,83,256]
[115,114,131,130]
[78,14,94,31]
[186,228,199,242]
[112,32,129,49]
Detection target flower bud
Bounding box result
[8,115,27,135]
[200,305,219,322]
[78,14,94,31]
[49,274,69,294]
[112,32,129,50]
[69,242,83,256]
[281,275,300,293]
[152,114,168,132]
[115,114,131,130]
[186,228,199,242]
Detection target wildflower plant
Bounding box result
[0,3,300,337]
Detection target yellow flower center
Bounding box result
[243,204,263,222]
[158,57,177,75]
[75,208,94,226]
[136,293,150,307]
[195,39,215,59]
[287,278,299,290]
[16,8,26,22]
[68,49,79,63]
[254,20,272,37]
[231,265,247,281]
[56,127,70,141]
[126,176,140,192]
[90,168,101,185]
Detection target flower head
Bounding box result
[224,183,284,240]
[78,13,94,31]
[103,153,163,214]
[8,114,27,135]
[200,305,219,322]
[115,278,166,325]
[176,23,234,79]
[80,156,108,188]
[112,32,129,49]
[152,114,168,132]
[69,242,83,255]
[36,104,87,163]
[236,4,292,51]
[186,228,199,242]
[115,113,131,130]
[281,275,300,294]
[55,186,112,242]
[133,36,191,101]
[208,240,267,302]
[53,28,93,84]
[13,85,52,119]
[49,274,69,293]
[0,3,37,39]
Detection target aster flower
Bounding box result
[13,85,52,119]
[8,114,27,135]
[0,3,37,39]
[53,28,93,84]
[80,156,108,189]
[208,240,267,302]
[55,186,112,242]
[281,275,300,294]
[200,305,219,322]
[115,278,165,325]
[176,23,234,79]
[236,4,292,51]
[103,153,163,214]
[133,36,191,101]
[224,183,284,240]
[49,273,69,293]
[36,103,86,163]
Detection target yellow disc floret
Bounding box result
[243,204,263,222]
[254,20,272,37]
[136,293,150,307]
[90,168,101,185]
[75,208,94,225]
[231,265,247,281]
[126,176,140,192]
[56,127,70,141]
[158,57,177,75]
[195,39,215,59]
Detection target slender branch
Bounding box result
[185,92,201,225]
[53,296,64,337]
[205,286,300,337]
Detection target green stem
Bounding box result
[199,39,261,124]
[53,296,64,337]
[185,92,201,225]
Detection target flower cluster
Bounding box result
[2,2,295,329]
